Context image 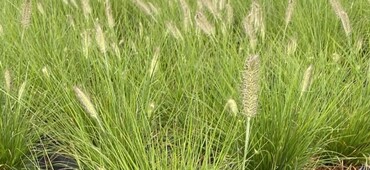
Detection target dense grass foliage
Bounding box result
[1,0,370,169]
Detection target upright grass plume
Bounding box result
[149,47,160,78]
[201,0,220,19]
[82,29,92,58]
[95,22,107,54]
[241,55,260,169]
[20,0,32,29]
[165,21,184,40]
[329,0,351,37]
[73,86,99,119]
[226,99,239,116]
[284,0,295,29]
[300,65,314,96]
[243,0,265,51]
[0,24,3,37]
[36,2,45,16]
[104,0,115,29]
[195,11,215,36]
[179,0,192,31]
[242,55,260,118]
[133,0,154,17]
[225,3,234,25]
[18,81,27,100]
[4,69,11,92]
[81,0,92,20]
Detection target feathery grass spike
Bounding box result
[21,0,32,29]
[195,11,215,36]
[242,55,260,117]
[105,0,115,29]
[81,0,92,19]
[0,24,3,36]
[285,0,295,28]
[73,86,98,120]
[37,3,45,16]
[166,21,184,40]
[82,29,91,58]
[133,0,153,17]
[4,69,11,92]
[18,81,27,100]
[95,22,107,54]
[227,99,239,116]
[179,0,192,31]
[329,0,351,37]
[149,47,160,77]
[301,65,314,96]
[225,3,234,25]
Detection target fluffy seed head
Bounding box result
[329,0,351,37]
[42,66,50,78]
[332,53,341,63]
[73,86,98,119]
[149,47,160,77]
[166,21,184,40]
[133,0,154,17]
[111,42,121,58]
[195,11,215,36]
[148,102,155,117]
[21,0,32,29]
[0,24,3,37]
[226,99,239,116]
[37,2,45,15]
[225,3,234,25]
[81,29,91,58]
[105,0,115,29]
[147,2,159,16]
[81,0,92,19]
[285,0,295,28]
[69,0,79,8]
[242,55,260,117]
[301,65,314,96]
[179,0,192,31]
[4,69,11,92]
[201,0,220,19]
[18,81,27,100]
[95,22,107,54]
[219,0,226,10]
[287,36,298,55]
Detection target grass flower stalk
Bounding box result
[179,0,192,31]
[300,65,314,97]
[21,0,32,29]
[166,21,184,40]
[4,69,11,92]
[284,0,295,29]
[226,99,239,116]
[73,86,105,132]
[195,11,215,36]
[241,55,260,169]
[81,0,92,20]
[105,0,115,29]
[329,0,351,37]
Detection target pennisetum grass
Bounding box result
[329,0,351,37]
[284,0,295,30]
[73,86,105,132]
[149,47,160,78]
[225,3,234,25]
[36,2,45,16]
[95,22,107,55]
[81,0,92,20]
[4,69,11,92]
[104,0,115,29]
[17,81,27,101]
[201,0,220,19]
[226,99,239,116]
[195,11,215,36]
[81,29,92,59]
[133,0,154,17]
[70,0,79,9]
[179,0,192,31]
[20,0,32,29]
[287,36,298,56]
[241,55,260,169]
[300,65,314,97]
[165,21,184,40]
[243,0,265,51]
